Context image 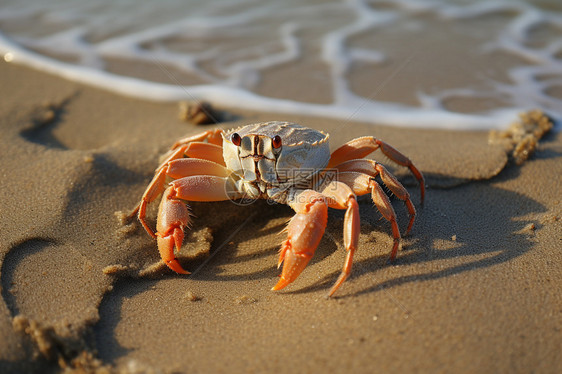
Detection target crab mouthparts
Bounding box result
[242,154,274,162]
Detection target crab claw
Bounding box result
[272,194,328,291]
[272,240,313,291]
[156,187,191,274]
[157,232,189,274]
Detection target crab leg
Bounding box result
[272,190,328,292]
[337,171,402,261]
[334,159,416,235]
[327,136,425,204]
[133,139,227,237]
[171,128,224,148]
[178,142,226,166]
[319,181,360,297]
[136,159,229,238]
[157,175,238,274]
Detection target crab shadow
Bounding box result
[104,160,546,298]
[184,165,545,301]
[111,165,544,299]
[291,165,546,298]
[93,158,548,364]
[156,200,333,283]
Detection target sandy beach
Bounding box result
[0,58,561,374]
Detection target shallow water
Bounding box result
[1,0,561,129]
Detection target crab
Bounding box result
[132,121,425,297]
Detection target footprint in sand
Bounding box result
[1,238,110,327]
[18,91,137,151]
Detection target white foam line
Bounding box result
[0,30,526,131]
[3,0,561,133]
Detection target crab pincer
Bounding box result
[273,191,328,291]
[155,187,191,274]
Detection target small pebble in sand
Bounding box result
[184,291,201,302]
[4,51,14,62]
[42,109,55,123]
[514,222,538,235]
[234,295,257,305]
[451,234,457,241]
[523,223,536,232]
[178,101,217,124]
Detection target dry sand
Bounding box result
[0,60,561,373]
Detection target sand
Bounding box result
[0,60,561,374]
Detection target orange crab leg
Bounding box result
[136,158,229,238]
[156,175,238,274]
[335,160,416,235]
[327,136,425,204]
[171,128,224,148]
[337,171,402,261]
[170,175,237,202]
[319,181,360,297]
[272,190,328,292]
[181,142,226,166]
[167,158,230,179]
[133,135,227,237]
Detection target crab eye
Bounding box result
[231,132,242,146]
[272,135,282,149]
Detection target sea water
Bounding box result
[1,0,560,130]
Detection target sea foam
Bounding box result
[1,0,560,130]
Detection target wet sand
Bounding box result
[0,61,561,373]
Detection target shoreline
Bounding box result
[0,61,561,373]
[0,36,545,132]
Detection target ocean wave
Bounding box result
[1,0,560,130]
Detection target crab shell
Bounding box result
[135,120,425,297]
[222,121,330,199]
